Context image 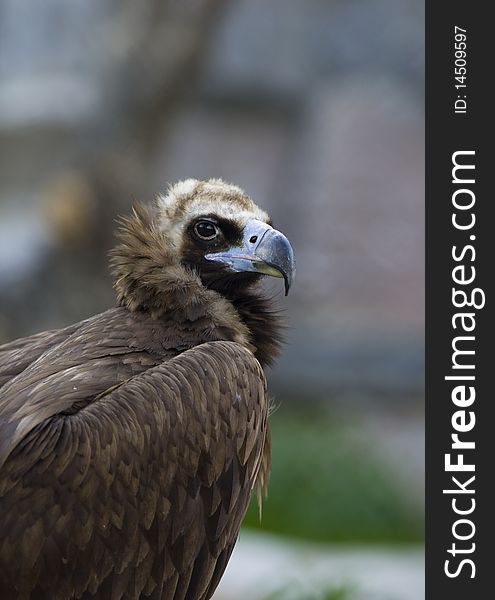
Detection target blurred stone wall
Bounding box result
[0,0,424,400]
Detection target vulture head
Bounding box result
[111,178,295,316]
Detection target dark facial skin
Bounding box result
[182,215,263,298]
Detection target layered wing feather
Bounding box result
[0,325,79,389]
[0,338,269,600]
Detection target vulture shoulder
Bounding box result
[0,336,269,600]
[0,324,79,389]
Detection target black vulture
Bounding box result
[0,178,295,599]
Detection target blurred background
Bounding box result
[0,1,424,599]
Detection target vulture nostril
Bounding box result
[249,236,258,244]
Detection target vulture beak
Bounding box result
[205,219,296,295]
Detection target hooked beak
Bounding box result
[205,219,296,295]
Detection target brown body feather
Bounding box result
[0,180,287,599]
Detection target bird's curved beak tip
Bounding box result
[205,220,296,295]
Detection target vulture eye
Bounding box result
[194,220,219,241]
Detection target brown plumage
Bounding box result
[0,179,295,600]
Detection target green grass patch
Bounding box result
[261,582,352,600]
[243,407,423,543]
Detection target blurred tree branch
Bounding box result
[0,0,228,339]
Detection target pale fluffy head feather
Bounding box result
[156,178,269,249]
